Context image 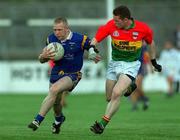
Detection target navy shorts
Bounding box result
[50,71,82,91]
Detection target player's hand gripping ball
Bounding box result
[46,42,64,60]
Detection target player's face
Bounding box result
[113,15,128,29]
[53,23,69,40]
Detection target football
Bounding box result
[46,42,64,60]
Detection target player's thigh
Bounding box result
[106,79,116,101]
[50,83,64,99]
[50,76,73,94]
[113,74,132,97]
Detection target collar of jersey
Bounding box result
[61,30,73,42]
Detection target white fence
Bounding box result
[0,61,106,94]
[0,61,169,94]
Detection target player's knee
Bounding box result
[49,85,59,95]
[43,94,56,105]
[111,89,122,100]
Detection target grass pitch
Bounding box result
[0,92,180,140]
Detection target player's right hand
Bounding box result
[42,47,55,59]
[88,48,101,63]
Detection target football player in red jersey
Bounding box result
[89,5,162,134]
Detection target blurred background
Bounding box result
[0,1,180,140]
[0,0,179,94]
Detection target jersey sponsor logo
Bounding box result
[112,39,142,51]
[113,31,119,37]
[69,42,76,49]
[69,42,76,45]
[132,32,139,40]
[64,54,74,60]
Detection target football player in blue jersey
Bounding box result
[28,17,100,134]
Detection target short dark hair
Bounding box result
[113,5,131,19]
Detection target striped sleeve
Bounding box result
[81,35,88,49]
[81,35,90,50]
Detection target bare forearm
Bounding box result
[88,37,101,63]
[148,40,162,72]
[149,40,156,59]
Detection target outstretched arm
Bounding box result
[90,38,98,46]
[88,38,101,63]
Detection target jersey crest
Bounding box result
[113,31,119,37]
[132,31,139,40]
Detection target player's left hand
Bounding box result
[92,54,101,63]
[151,59,162,72]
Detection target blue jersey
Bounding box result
[46,32,90,84]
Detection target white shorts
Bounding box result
[106,60,141,81]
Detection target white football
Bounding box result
[46,42,64,60]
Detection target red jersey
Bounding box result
[95,19,153,61]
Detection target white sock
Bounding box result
[55,120,61,125]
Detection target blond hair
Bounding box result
[54,17,69,27]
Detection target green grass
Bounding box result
[0,93,180,140]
